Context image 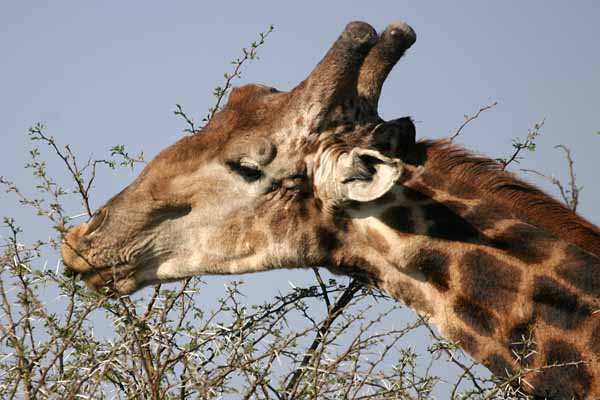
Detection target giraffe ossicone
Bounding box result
[61,20,600,399]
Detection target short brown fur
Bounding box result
[417,139,600,257]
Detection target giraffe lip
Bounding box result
[80,264,125,278]
[80,263,136,290]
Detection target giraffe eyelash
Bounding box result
[227,160,263,182]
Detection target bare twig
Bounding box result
[312,268,331,310]
[554,144,580,211]
[450,101,498,141]
[521,144,581,211]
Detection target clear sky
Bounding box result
[1,1,599,395]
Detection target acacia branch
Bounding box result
[498,119,544,169]
[521,144,581,212]
[284,278,363,398]
[450,101,498,141]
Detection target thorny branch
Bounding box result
[450,101,498,141]
[205,25,274,123]
[498,119,544,170]
[284,279,363,398]
[173,25,274,135]
[422,320,485,394]
[522,144,581,212]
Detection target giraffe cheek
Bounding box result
[240,230,269,254]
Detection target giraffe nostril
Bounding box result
[82,208,108,236]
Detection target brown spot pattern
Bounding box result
[507,319,537,367]
[530,340,591,399]
[448,327,479,355]
[374,191,396,206]
[317,227,340,252]
[381,206,415,233]
[442,200,469,215]
[453,296,498,336]
[335,256,378,285]
[406,182,436,199]
[461,250,521,313]
[406,249,451,292]
[556,244,600,297]
[492,223,553,264]
[532,276,592,330]
[485,353,514,377]
[464,203,508,231]
[424,203,480,242]
[402,186,431,202]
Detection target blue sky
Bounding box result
[1,1,599,395]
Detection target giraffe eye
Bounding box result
[227,160,263,182]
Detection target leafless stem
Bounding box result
[521,144,581,212]
[450,101,498,141]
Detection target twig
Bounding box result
[521,145,581,212]
[481,359,587,400]
[173,104,198,135]
[172,25,274,135]
[284,279,363,398]
[203,25,274,125]
[450,101,498,141]
[422,320,484,393]
[555,144,580,211]
[498,119,544,170]
[312,268,331,310]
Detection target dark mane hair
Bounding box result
[416,139,600,258]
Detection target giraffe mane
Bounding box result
[416,139,600,258]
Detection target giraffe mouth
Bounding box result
[80,263,139,295]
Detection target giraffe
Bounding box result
[61,21,600,398]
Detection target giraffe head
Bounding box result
[61,21,418,294]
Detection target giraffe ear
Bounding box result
[371,117,416,157]
[336,148,403,202]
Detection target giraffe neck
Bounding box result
[341,158,600,399]
[410,139,600,258]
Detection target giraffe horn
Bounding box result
[357,21,416,111]
[295,21,377,120]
